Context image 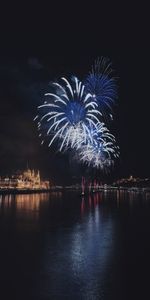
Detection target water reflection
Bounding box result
[80,192,103,215]
[41,192,115,299]
[0,190,150,299]
[70,204,114,299]
[0,192,62,231]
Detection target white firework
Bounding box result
[77,123,120,170]
[35,76,102,150]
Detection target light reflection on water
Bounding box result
[0,189,150,299]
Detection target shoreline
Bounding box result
[0,186,150,195]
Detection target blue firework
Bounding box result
[84,57,117,116]
[34,58,120,171]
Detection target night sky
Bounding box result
[0,3,149,184]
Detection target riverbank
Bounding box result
[0,186,150,195]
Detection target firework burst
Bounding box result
[35,76,102,150]
[76,123,120,170]
[84,57,117,118]
[34,58,119,171]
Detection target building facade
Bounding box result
[0,169,50,190]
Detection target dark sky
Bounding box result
[0,3,149,183]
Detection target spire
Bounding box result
[32,169,35,177]
[37,170,40,183]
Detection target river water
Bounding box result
[0,189,150,299]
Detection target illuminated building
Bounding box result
[0,168,51,190]
[113,175,150,187]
